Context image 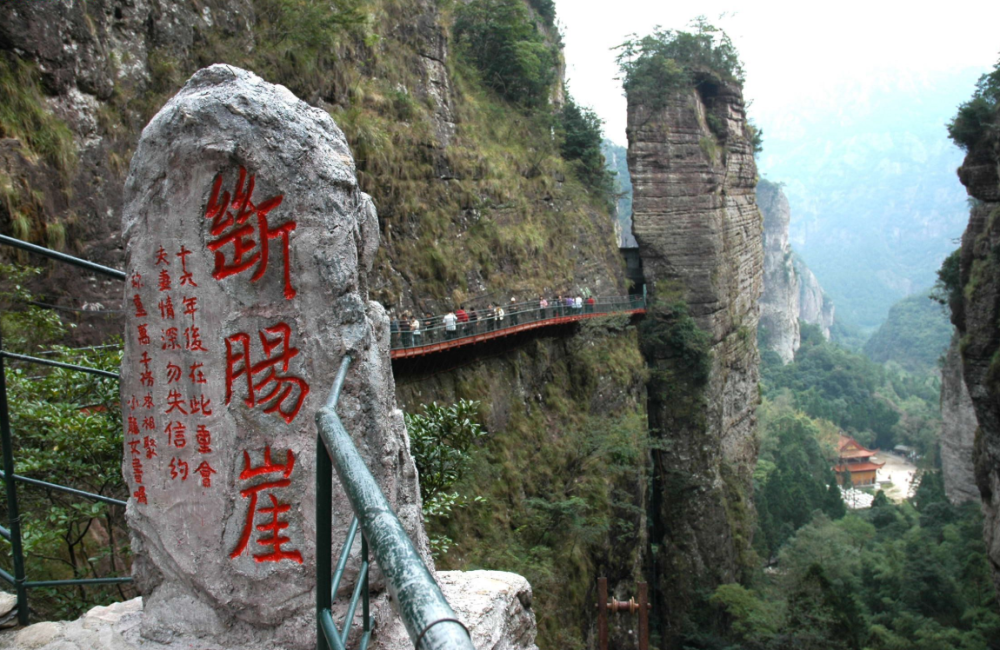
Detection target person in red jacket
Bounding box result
[455,306,469,335]
[586,296,595,314]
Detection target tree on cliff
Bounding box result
[948,56,1000,151]
[453,0,558,108]
[558,94,615,204]
[615,17,744,112]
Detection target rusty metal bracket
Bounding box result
[596,578,650,650]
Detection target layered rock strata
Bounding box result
[757,179,800,363]
[940,333,980,504]
[627,73,763,639]
[954,141,1000,595]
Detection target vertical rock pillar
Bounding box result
[121,65,427,648]
[627,72,763,640]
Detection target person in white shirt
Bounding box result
[443,311,457,340]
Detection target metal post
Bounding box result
[362,534,370,634]
[597,577,608,650]
[0,326,28,625]
[638,582,649,650]
[316,433,332,650]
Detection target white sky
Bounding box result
[556,0,1000,146]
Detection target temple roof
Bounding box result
[838,434,878,460]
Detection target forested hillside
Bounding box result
[863,290,953,373]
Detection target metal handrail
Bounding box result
[0,234,127,280]
[316,356,474,650]
[0,236,132,625]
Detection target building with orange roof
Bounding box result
[834,434,885,486]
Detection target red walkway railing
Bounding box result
[390,295,646,360]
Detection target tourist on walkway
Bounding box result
[423,312,435,343]
[574,295,583,314]
[565,295,575,315]
[443,310,457,340]
[496,304,505,328]
[554,295,562,317]
[469,307,480,334]
[411,314,422,346]
[509,297,518,326]
[390,316,400,347]
[539,296,548,319]
[586,296,595,313]
[455,305,469,336]
[400,311,412,347]
[485,304,496,331]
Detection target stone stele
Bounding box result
[120,64,428,649]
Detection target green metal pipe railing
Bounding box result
[0,350,121,380]
[0,236,132,625]
[0,234,127,281]
[316,356,474,650]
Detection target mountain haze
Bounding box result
[756,68,981,331]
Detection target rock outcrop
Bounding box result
[757,179,800,363]
[0,572,538,650]
[940,333,980,505]
[627,72,763,639]
[795,256,835,339]
[953,137,1000,595]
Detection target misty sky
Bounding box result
[556,0,1000,147]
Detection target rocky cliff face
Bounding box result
[940,333,980,505]
[627,72,762,639]
[953,140,1000,594]
[757,179,799,363]
[1,0,622,319]
[1,1,637,646]
[794,256,835,339]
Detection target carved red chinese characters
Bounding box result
[204,167,297,300]
[230,447,302,564]
[224,323,310,424]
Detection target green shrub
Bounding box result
[0,264,132,620]
[932,248,963,322]
[405,400,488,555]
[527,0,556,25]
[948,56,1000,152]
[558,93,614,203]
[640,297,712,385]
[615,17,744,112]
[453,0,558,108]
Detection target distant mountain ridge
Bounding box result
[601,139,636,247]
[755,67,984,331]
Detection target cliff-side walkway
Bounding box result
[390,295,646,360]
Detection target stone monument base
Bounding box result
[0,571,537,650]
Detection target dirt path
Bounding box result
[872,451,919,502]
